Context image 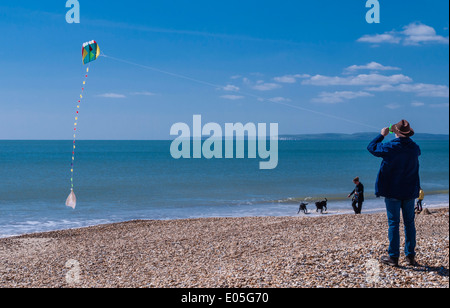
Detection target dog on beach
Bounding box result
[315,198,328,214]
[297,202,308,214]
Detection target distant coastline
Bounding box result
[1,132,449,142]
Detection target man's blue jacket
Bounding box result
[367,134,421,200]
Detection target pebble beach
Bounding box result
[0,207,448,288]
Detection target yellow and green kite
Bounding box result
[82,40,100,65]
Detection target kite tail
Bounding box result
[66,64,91,209]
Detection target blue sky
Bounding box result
[0,0,448,139]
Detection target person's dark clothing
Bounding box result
[367,135,421,200]
[368,134,421,259]
[349,182,365,202]
[349,182,364,214]
[352,199,363,214]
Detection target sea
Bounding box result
[0,139,448,238]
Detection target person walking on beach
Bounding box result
[416,187,425,213]
[348,177,364,214]
[367,120,421,267]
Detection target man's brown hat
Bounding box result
[392,119,415,137]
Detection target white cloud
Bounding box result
[97,93,126,98]
[403,23,450,45]
[273,74,310,83]
[411,101,425,107]
[357,22,449,46]
[344,62,401,74]
[366,83,449,98]
[302,73,412,86]
[312,91,373,104]
[269,97,292,102]
[252,82,281,91]
[357,33,401,44]
[222,84,240,92]
[131,91,156,96]
[273,75,297,84]
[220,95,244,100]
[385,103,401,110]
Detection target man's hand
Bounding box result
[381,127,390,137]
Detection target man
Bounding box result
[367,120,421,267]
[348,177,364,214]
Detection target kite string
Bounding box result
[71,64,90,190]
[100,53,378,130]
[101,53,221,88]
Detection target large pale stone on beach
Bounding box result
[421,208,431,215]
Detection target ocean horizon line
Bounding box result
[0,132,448,142]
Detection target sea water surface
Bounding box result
[0,139,448,237]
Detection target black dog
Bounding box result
[297,202,308,214]
[315,198,328,214]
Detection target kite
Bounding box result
[65,40,101,209]
[82,40,101,65]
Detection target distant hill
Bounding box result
[279,133,449,141]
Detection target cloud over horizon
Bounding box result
[344,62,401,74]
[273,74,310,84]
[357,22,449,46]
[252,82,282,91]
[311,91,373,104]
[220,94,245,100]
[302,73,412,86]
[97,93,127,98]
